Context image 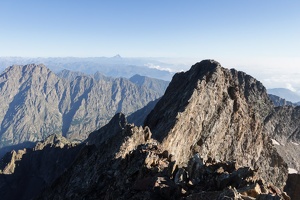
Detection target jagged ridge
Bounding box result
[144,60,287,187]
[0,64,163,148]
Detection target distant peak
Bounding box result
[191,59,220,70]
[112,54,122,59]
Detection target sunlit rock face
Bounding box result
[145,60,287,188]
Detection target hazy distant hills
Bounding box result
[268,88,300,103]
[0,64,168,149]
[0,56,178,81]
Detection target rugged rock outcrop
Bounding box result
[285,174,300,200]
[144,60,287,188]
[264,106,300,173]
[0,64,163,149]
[268,94,295,107]
[38,113,156,199]
[267,88,300,104]
[0,134,82,200]
[37,113,289,200]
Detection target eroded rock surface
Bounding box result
[0,64,162,148]
[38,113,288,200]
[145,60,287,188]
[268,94,295,107]
[264,106,300,173]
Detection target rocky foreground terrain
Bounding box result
[0,60,299,199]
[0,64,168,150]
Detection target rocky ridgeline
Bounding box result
[37,114,289,200]
[268,94,295,107]
[0,60,296,199]
[0,134,82,200]
[0,64,164,148]
[145,60,287,188]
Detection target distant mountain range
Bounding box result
[0,64,169,150]
[0,56,182,81]
[267,88,300,103]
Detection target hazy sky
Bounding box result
[0,0,299,90]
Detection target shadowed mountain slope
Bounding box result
[0,64,163,149]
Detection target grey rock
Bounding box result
[0,64,162,149]
[145,60,287,188]
[127,98,160,126]
[264,106,300,173]
[268,94,295,107]
[267,88,300,103]
[129,74,169,96]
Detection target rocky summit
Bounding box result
[0,60,295,199]
[145,60,287,188]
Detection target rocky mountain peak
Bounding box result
[145,60,286,188]
[189,59,220,73]
[4,63,50,75]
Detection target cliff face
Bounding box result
[264,106,300,173]
[0,64,162,148]
[144,60,287,188]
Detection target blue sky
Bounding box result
[0,0,300,89]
